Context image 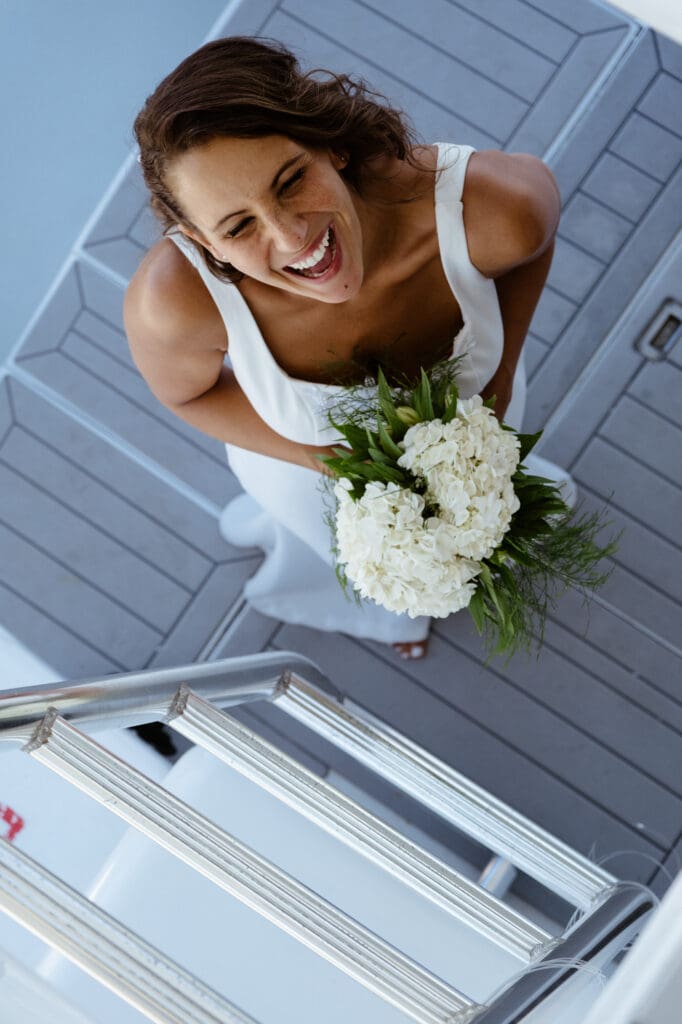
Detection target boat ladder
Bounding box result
[0,651,654,1023]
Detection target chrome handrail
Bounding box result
[1,655,615,906]
[0,837,259,1024]
[27,711,476,1024]
[0,651,337,744]
[468,884,655,1023]
[168,687,550,961]
[0,652,653,1024]
[276,677,617,908]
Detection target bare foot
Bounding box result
[392,639,429,660]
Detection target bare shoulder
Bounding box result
[461,150,561,278]
[124,238,228,406]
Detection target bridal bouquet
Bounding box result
[320,363,617,657]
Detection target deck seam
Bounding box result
[278,7,506,141]
[4,368,223,517]
[573,187,638,223]
[0,453,198,598]
[519,0,633,35]
[0,578,127,673]
[603,146,671,186]
[442,0,567,64]
[65,325,138,376]
[503,33,581,150]
[5,422,219,566]
[544,608,682,704]
[355,0,541,104]
[346,634,674,844]
[0,514,166,639]
[620,390,682,429]
[430,633,682,799]
[591,433,682,494]
[528,623,682,729]
[586,589,682,661]
[33,346,228,471]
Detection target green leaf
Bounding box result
[318,455,353,473]
[329,419,370,454]
[516,429,543,461]
[496,561,518,595]
[365,425,379,450]
[368,446,394,466]
[514,473,556,488]
[529,519,554,535]
[441,386,459,424]
[420,368,435,420]
[442,403,457,425]
[478,566,508,632]
[378,419,403,459]
[411,368,435,421]
[377,368,403,435]
[468,586,487,634]
[395,405,421,426]
[349,461,404,484]
[501,539,535,567]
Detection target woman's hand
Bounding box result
[480,363,514,422]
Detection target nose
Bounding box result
[265,209,308,254]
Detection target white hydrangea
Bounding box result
[398,396,521,561]
[332,397,522,619]
[334,480,481,618]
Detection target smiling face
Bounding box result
[167,134,367,303]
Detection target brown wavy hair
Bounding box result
[133,36,423,282]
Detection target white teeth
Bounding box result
[287,228,330,271]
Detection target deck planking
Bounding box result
[2,0,681,922]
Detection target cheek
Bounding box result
[214,239,261,269]
[302,169,345,209]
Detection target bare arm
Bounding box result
[462,151,561,419]
[161,363,339,470]
[124,241,337,472]
[484,241,555,417]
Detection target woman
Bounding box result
[125,37,572,659]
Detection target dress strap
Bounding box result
[432,142,505,395]
[168,230,248,326]
[433,143,476,281]
[167,229,329,445]
[434,142,474,205]
[168,229,202,269]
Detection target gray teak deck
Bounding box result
[2,0,681,920]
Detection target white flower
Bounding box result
[334,482,482,618]
[332,399,522,619]
[397,405,520,561]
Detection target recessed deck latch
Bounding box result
[635,301,682,361]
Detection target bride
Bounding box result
[125,36,573,660]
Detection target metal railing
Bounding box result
[0,652,655,1024]
[0,839,257,1024]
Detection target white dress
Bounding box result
[169,143,531,643]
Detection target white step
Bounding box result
[0,629,170,970]
[41,744,523,1024]
[0,945,95,1024]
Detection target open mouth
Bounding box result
[283,225,337,279]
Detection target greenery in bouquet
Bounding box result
[319,361,618,659]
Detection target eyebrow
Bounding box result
[212,154,304,232]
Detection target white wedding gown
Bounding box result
[170,143,570,643]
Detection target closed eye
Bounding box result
[223,166,307,239]
[225,218,252,239]
[280,167,305,193]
